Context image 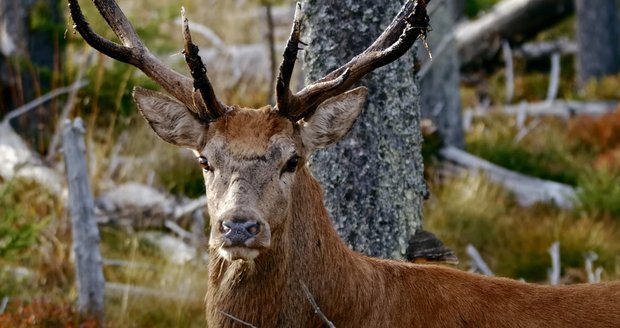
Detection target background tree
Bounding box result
[302,0,427,259]
[0,0,65,150]
[419,0,464,148]
[575,0,620,87]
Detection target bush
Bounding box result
[576,169,620,219]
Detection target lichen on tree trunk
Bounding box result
[301,0,426,259]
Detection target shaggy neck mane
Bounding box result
[205,165,620,328]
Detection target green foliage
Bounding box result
[582,74,620,100]
[466,117,581,185]
[464,0,501,18]
[0,180,50,260]
[576,169,620,219]
[156,159,205,198]
[29,0,64,32]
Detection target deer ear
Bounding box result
[300,87,368,151]
[133,87,206,150]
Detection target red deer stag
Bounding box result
[69,0,620,327]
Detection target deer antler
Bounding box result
[68,0,225,121]
[276,0,430,122]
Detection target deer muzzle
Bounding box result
[221,219,260,246]
[212,210,272,261]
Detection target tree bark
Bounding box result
[302,0,426,259]
[419,0,464,148]
[575,0,620,87]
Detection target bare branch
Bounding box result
[300,280,336,328]
[466,244,494,276]
[1,79,88,126]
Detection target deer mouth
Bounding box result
[218,246,261,261]
[211,224,271,262]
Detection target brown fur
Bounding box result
[134,91,620,327]
[202,111,620,328]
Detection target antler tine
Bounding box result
[69,0,222,118]
[276,2,303,116]
[181,7,226,121]
[280,0,430,122]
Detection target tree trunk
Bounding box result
[302,0,426,259]
[0,0,64,151]
[419,0,464,148]
[575,0,620,87]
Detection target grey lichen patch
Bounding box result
[303,0,426,259]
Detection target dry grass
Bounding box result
[425,173,620,282]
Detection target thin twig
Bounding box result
[300,280,336,328]
[220,310,257,328]
[1,79,89,126]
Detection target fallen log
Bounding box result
[439,146,576,208]
[465,100,618,120]
[456,0,574,67]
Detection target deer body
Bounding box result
[69,0,620,326]
[201,108,620,328]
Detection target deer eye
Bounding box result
[198,156,212,172]
[284,156,300,173]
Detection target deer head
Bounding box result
[69,0,429,262]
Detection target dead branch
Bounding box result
[514,38,577,60]
[456,0,574,67]
[165,220,193,240]
[439,146,576,208]
[1,79,88,126]
[62,118,105,321]
[465,100,617,120]
[466,244,494,276]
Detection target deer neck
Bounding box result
[206,167,378,325]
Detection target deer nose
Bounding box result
[220,220,260,246]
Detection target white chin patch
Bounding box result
[219,247,260,262]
